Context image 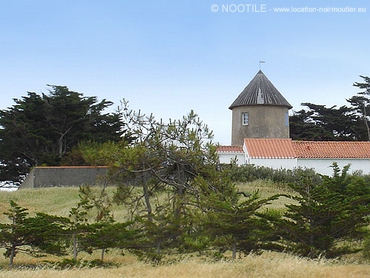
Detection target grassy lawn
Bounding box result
[0,186,127,223]
[0,180,295,222]
[236,179,298,211]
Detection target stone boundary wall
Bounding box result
[21,166,109,189]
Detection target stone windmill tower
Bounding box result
[229,70,292,146]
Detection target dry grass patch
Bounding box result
[0,252,370,278]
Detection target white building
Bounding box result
[218,138,370,175]
[217,70,370,176]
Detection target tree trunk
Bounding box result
[142,171,153,223]
[156,241,161,254]
[57,126,73,157]
[173,163,185,218]
[58,136,64,157]
[101,248,105,261]
[9,243,16,267]
[362,105,370,141]
[73,233,78,260]
[232,241,237,260]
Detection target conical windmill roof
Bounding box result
[229,70,292,109]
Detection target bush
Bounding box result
[50,258,119,269]
[220,163,321,185]
[281,164,370,258]
[363,237,370,260]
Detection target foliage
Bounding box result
[280,163,370,258]
[0,201,68,266]
[221,163,322,185]
[200,191,282,259]
[363,237,370,260]
[0,85,127,181]
[67,184,114,260]
[49,258,119,269]
[289,103,359,141]
[67,185,143,261]
[77,101,244,258]
[347,75,370,140]
[79,221,140,261]
[289,75,370,141]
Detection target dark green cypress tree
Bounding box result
[281,164,370,258]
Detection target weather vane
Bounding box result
[259,60,265,70]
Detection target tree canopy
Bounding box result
[280,164,370,258]
[290,75,370,141]
[0,85,127,181]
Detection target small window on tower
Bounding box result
[242,112,249,125]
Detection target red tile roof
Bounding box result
[218,139,370,159]
[244,138,296,158]
[217,146,244,153]
[292,141,370,159]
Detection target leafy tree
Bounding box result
[113,101,223,218]
[346,95,370,141]
[67,184,142,261]
[290,103,358,141]
[290,75,370,141]
[0,200,29,266]
[280,164,370,258]
[80,221,140,261]
[289,107,332,140]
[347,75,370,140]
[23,213,70,258]
[78,101,240,257]
[81,100,222,211]
[67,186,100,260]
[69,184,113,261]
[0,201,68,266]
[201,191,281,259]
[0,85,127,181]
[137,198,198,257]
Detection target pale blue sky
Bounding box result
[1,0,369,145]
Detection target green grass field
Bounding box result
[0,182,369,277]
[0,180,294,222]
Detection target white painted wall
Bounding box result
[218,153,245,165]
[219,152,370,176]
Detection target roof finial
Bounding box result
[259,60,265,71]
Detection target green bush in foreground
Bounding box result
[0,201,68,266]
[280,164,370,258]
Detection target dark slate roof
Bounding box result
[229,70,292,109]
